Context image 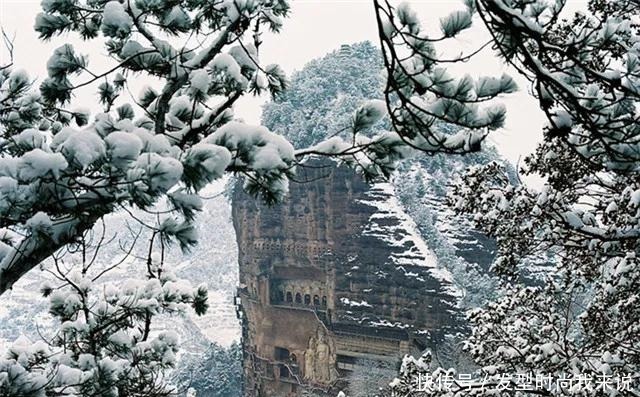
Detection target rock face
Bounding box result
[233,159,462,397]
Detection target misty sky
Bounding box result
[0,0,588,174]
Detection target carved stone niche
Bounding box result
[303,326,338,385]
[271,278,329,308]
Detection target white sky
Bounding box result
[0,0,588,174]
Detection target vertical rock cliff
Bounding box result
[233,159,463,397]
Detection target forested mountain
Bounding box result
[263,41,511,309]
[263,42,385,150]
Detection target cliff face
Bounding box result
[232,159,462,397]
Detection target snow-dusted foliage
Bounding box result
[1,252,207,397]
[2,0,292,295]
[374,0,517,155]
[384,0,640,396]
[262,42,387,149]
[173,342,242,397]
[2,0,290,394]
[264,41,409,178]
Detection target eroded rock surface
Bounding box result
[233,159,463,396]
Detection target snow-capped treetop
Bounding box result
[1,0,293,295]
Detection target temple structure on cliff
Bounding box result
[232,159,463,397]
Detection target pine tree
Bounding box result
[1,1,291,395]
[377,0,640,395]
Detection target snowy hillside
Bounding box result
[357,181,460,297]
[0,180,240,363]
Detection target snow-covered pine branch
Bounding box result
[372,0,517,156]
[0,0,291,296]
[285,1,519,185]
[478,0,640,172]
[1,247,209,396]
